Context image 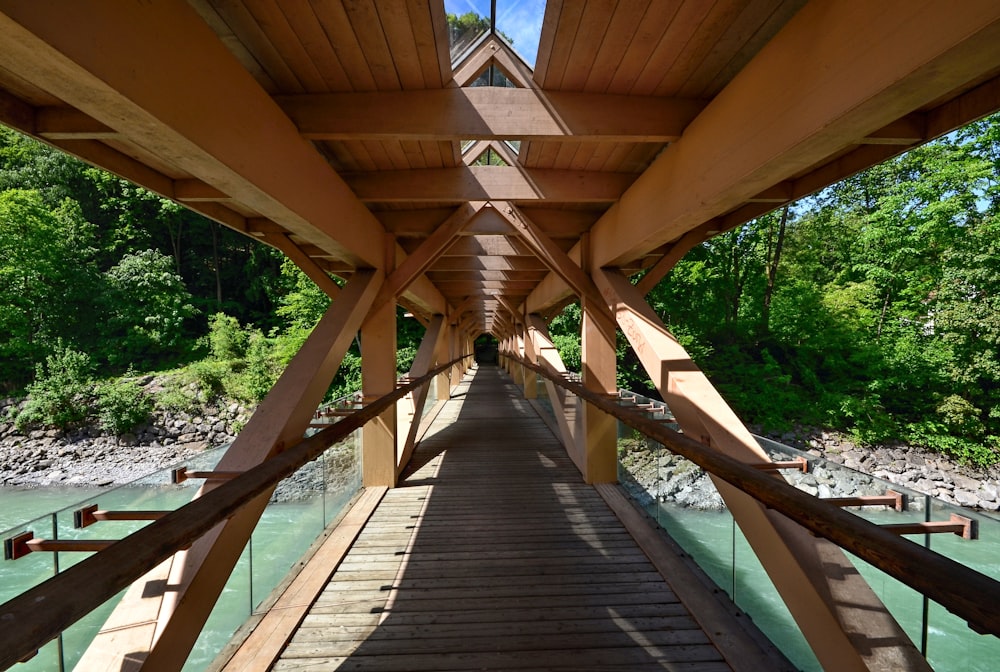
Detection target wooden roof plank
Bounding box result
[398,0,447,88]
[581,0,651,93]
[604,1,682,95]
[342,0,402,90]
[673,0,788,99]
[206,0,305,93]
[701,0,806,98]
[310,0,379,91]
[535,0,583,90]
[275,0,354,91]
[629,0,714,95]
[373,0,425,90]
[557,0,618,92]
[652,0,749,96]
[244,0,329,92]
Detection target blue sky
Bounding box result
[444,0,546,67]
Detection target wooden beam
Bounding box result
[861,113,927,144]
[278,88,703,143]
[451,35,536,88]
[496,203,611,329]
[441,235,535,257]
[430,255,548,272]
[132,269,383,669]
[174,179,228,202]
[0,358,464,672]
[0,1,385,267]
[376,208,458,236]
[593,268,929,671]
[0,89,34,133]
[426,269,548,283]
[584,2,1000,267]
[342,166,634,203]
[370,202,483,312]
[396,316,447,474]
[262,233,340,299]
[35,105,116,138]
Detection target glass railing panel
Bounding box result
[11,635,60,672]
[1,416,364,671]
[325,429,363,523]
[183,543,252,672]
[731,525,821,671]
[613,390,1000,670]
[533,375,556,421]
[924,500,1000,670]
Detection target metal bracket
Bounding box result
[881,513,979,540]
[824,490,907,512]
[171,467,243,484]
[751,456,809,473]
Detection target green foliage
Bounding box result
[208,312,248,361]
[155,378,200,414]
[14,346,95,432]
[0,189,100,386]
[96,377,154,435]
[275,259,331,331]
[103,249,198,367]
[227,330,281,403]
[588,112,1000,466]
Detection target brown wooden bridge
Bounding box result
[4,2,1000,670]
[223,365,791,672]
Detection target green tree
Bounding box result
[0,189,100,387]
[102,249,198,368]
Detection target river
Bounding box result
[3,483,998,670]
[0,479,354,671]
[654,501,1000,672]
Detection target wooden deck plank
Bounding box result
[258,366,778,671]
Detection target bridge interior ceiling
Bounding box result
[2,1,1000,336]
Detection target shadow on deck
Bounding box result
[250,366,792,671]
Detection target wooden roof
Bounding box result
[2,1,1000,336]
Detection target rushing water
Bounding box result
[654,501,1000,672]
[0,462,358,671]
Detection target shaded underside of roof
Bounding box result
[1,1,1000,335]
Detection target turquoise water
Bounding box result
[653,500,1000,672]
[0,444,360,671]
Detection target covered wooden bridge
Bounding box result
[3,1,1000,670]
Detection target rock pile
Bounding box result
[769,428,1000,512]
[0,397,252,487]
[620,428,1000,513]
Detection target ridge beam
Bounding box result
[278,88,704,143]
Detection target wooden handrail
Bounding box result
[516,356,1000,638]
[0,355,470,670]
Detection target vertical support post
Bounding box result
[396,315,446,473]
[581,296,617,483]
[593,267,928,672]
[362,299,397,487]
[521,318,537,400]
[527,315,585,474]
[511,329,525,387]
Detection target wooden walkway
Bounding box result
[265,366,782,671]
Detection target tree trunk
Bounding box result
[761,204,790,334]
[211,222,222,307]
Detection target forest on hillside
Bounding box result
[2,114,1000,465]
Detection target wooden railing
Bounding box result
[515,356,1000,638]
[0,356,469,670]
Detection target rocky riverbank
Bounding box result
[620,426,1000,513]
[0,396,252,487]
